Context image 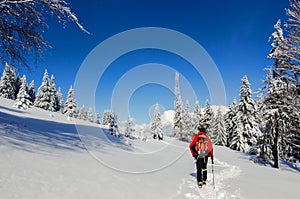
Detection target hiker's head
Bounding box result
[197,127,206,133]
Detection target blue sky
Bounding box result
[12,0,289,124]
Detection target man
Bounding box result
[189,127,214,187]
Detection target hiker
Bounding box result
[189,127,214,187]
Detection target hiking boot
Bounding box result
[202,181,206,185]
[198,181,203,187]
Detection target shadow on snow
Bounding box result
[0,110,132,154]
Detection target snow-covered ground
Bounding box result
[0,97,299,199]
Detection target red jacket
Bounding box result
[189,131,214,157]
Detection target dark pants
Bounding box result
[196,156,209,183]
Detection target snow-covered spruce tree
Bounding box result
[78,105,87,120]
[49,75,58,112]
[180,100,193,141]
[125,117,135,139]
[285,0,300,84]
[174,71,182,133]
[258,69,298,167]
[225,98,237,147]
[56,87,63,113]
[230,122,247,152]
[213,108,227,146]
[14,75,32,109]
[14,75,22,99]
[230,76,260,153]
[174,94,183,135]
[202,100,214,135]
[102,110,111,125]
[109,112,119,136]
[263,20,290,163]
[193,100,202,131]
[151,104,163,140]
[28,80,36,103]
[257,105,281,164]
[34,70,51,110]
[284,0,300,162]
[0,0,88,70]
[257,17,300,167]
[258,74,294,167]
[95,113,101,124]
[87,107,94,123]
[0,63,17,99]
[267,19,295,83]
[63,85,77,118]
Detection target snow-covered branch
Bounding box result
[0,0,33,5]
[0,0,89,69]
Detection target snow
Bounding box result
[210,105,228,115]
[0,97,299,199]
[161,105,228,126]
[161,110,175,125]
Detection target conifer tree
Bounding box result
[230,122,246,152]
[56,87,63,113]
[87,107,94,122]
[173,71,183,135]
[34,70,51,110]
[78,105,87,120]
[259,71,297,166]
[14,75,22,100]
[102,110,111,125]
[268,20,292,80]
[284,0,300,162]
[193,100,202,131]
[231,76,260,152]
[95,113,101,124]
[28,80,36,103]
[174,95,183,134]
[151,104,163,140]
[285,0,300,84]
[49,75,58,112]
[0,63,17,99]
[125,117,135,138]
[213,108,227,146]
[202,100,214,135]
[257,13,300,166]
[225,98,237,147]
[63,85,77,118]
[14,75,32,109]
[258,21,288,167]
[109,112,119,136]
[181,100,193,141]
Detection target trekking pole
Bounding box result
[211,157,215,189]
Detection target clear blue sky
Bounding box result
[15,0,289,124]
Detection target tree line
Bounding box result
[173,0,300,168]
[0,67,124,134]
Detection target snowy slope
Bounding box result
[0,97,299,199]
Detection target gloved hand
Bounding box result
[211,156,214,164]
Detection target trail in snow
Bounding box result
[171,157,242,199]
